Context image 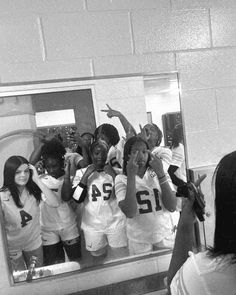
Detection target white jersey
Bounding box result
[0,189,41,252]
[171,143,187,183]
[107,144,123,169]
[115,169,177,244]
[40,174,77,231]
[73,169,126,232]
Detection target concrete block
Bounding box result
[181,89,218,132]
[94,53,176,76]
[0,60,92,83]
[42,12,132,60]
[0,16,42,63]
[216,87,236,128]
[177,48,236,90]
[132,9,210,53]
[211,8,236,47]
[87,0,170,11]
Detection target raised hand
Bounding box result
[127,151,139,176]
[139,124,150,142]
[101,104,120,119]
[35,130,58,143]
[148,151,164,178]
[29,164,40,183]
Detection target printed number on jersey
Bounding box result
[136,189,161,214]
[91,183,112,201]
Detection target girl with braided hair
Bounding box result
[30,138,81,265]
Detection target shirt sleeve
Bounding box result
[171,144,185,168]
[114,174,127,204]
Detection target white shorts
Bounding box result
[83,227,127,252]
[42,223,79,246]
[128,238,175,255]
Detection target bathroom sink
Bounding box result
[13,261,81,282]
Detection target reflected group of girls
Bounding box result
[0,106,184,271]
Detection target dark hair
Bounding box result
[123,136,151,175]
[1,156,41,208]
[94,124,120,146]
[144,123,163,147]
[41,139,66,169]
[90,139,108,155]
[208,151,236,262]
[171,124,183,149]
[75,132,94,156]
[81,132,94,139]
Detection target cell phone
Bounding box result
[188,182,206,222]
[176,182,206,222]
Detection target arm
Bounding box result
[101,104,136,137]
[118,152,138,218]
[167,175,206,291]
[61,161,73,202]
[166,191,195,290]
[74,132,90,168]
[29,164,59,207]
[29,142,44,165]
[29,132,56,165]
[149,152,176,212]
[72,165,96,203]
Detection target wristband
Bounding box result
[160,179,168,186]
[158,174,166,180]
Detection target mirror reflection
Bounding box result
[0,73,185,283]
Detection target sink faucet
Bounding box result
[26,256,38,282]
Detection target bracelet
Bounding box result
[158,174,166,180]
[160,179,169,186]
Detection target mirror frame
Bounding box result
[0,71,185,287]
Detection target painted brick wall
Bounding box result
[1,0,236,168]
[1,0,236,294]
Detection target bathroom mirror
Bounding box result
[0,72,184,283]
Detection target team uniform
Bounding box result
[106,141,123,169]
[115,168,178,255]
[73,169,127,253]
[0,189,42,269]
[40,174,79,246]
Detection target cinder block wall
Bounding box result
[1,0,236,294]
[1,0,236,168]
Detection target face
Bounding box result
[144,124,159,142]
[82,134,93,146]
[44,158,63,179]
[130,141,149,168]
[91,144,108,169]
[14,164,30,187]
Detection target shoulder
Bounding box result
[0,189,11,201]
